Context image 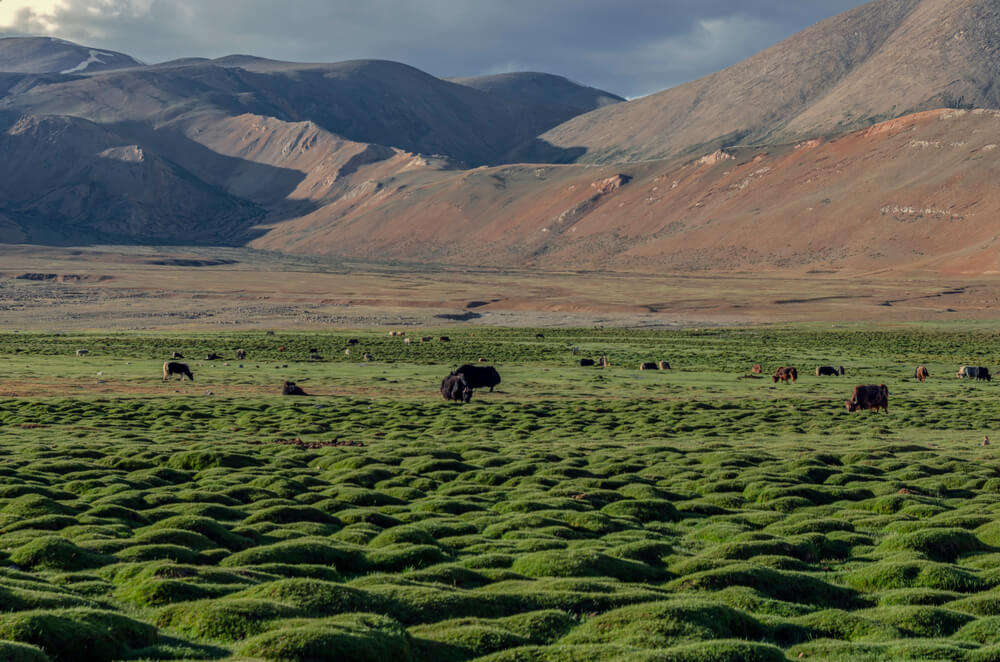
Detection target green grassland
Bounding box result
[2,326,1000,661]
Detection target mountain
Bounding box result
[4,7,1000,280]
[0,55,621,166]
[534,0,1000,163]
[250,108,1000,275]
[0,40,620,244]
[0,37,143,74]
[0,113,259,244]
[451,72,624,153]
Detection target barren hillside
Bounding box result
[0,114,258,244]
[535,0,1000,163]
[0,36,142,74]
[251,109,1000,276]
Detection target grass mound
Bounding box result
[231,579,380,615]
[237,613,412,662]
[0,608,156,662]
[220,538,367,572]
[9,537,110,571]
[562,600,766,647]
[0,641,50,662]
[155,598,303,641]
[510,550,666,582]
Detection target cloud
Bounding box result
[0,0,870,98]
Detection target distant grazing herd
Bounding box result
[68,334,996,413]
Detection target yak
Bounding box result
[958,366,992,381]
[453,364,501,392]
[846,384,889,413]
[773,367,798,383]
[163,362,194,381]
[441,374,472,403]
[282,381,308,396]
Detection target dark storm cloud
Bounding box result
[2,0,871,98]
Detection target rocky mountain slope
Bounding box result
[4,0,1000,278]
[0,113,258,244]
[0,36,142,74]
[251,109,1000,276]
[535,0,1000,163]
[0,40,620,244]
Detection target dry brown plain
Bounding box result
[0,244,997,330]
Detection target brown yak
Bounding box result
[773,367,798,383]
[846,385,889,413]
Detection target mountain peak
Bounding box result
[538,0,1000,163]
[0,36,143,74]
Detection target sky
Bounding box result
[0,0,871,98]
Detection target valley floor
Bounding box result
[1,245,999,330]
[0,327,1000,660]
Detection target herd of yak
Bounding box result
[760,363,992,414]
[74,338,997,414]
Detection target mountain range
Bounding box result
[2,0,1000,276]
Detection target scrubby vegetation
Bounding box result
[1,326,1000,660]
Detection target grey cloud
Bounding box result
[3,0,870,97]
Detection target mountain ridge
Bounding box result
[534,0,1000,164]
[3,3,1000,280]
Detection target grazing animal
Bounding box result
[536,333,545,339]
[640,362,659,371]
[344,349,351,357]
[236,349,246,360]
[363,353,373,361]
[453,364,501,392]
[421,336,433,343]
[309,353,323,361]
[659,361,671,370]
[347,339,359,345]
[773,367,798,383]
[441,374,472,403]
[816,366,842,377]
[404,338,411,344]
[478,357,488,363]
[76,349,88,357]
[171,351,184,359]
[751,364,763,374]
[958,366,992,381]
[163,362,194,381]
[440,336,451,342]
[308,348,318,354]
[266,330,275,336]
[845,384,890,413]
[599,355,611,368]
[205,353,222,361]
[282,381,308,396]
[915,366,930,382]
[580,359,596,367]
[279,345,286,352]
